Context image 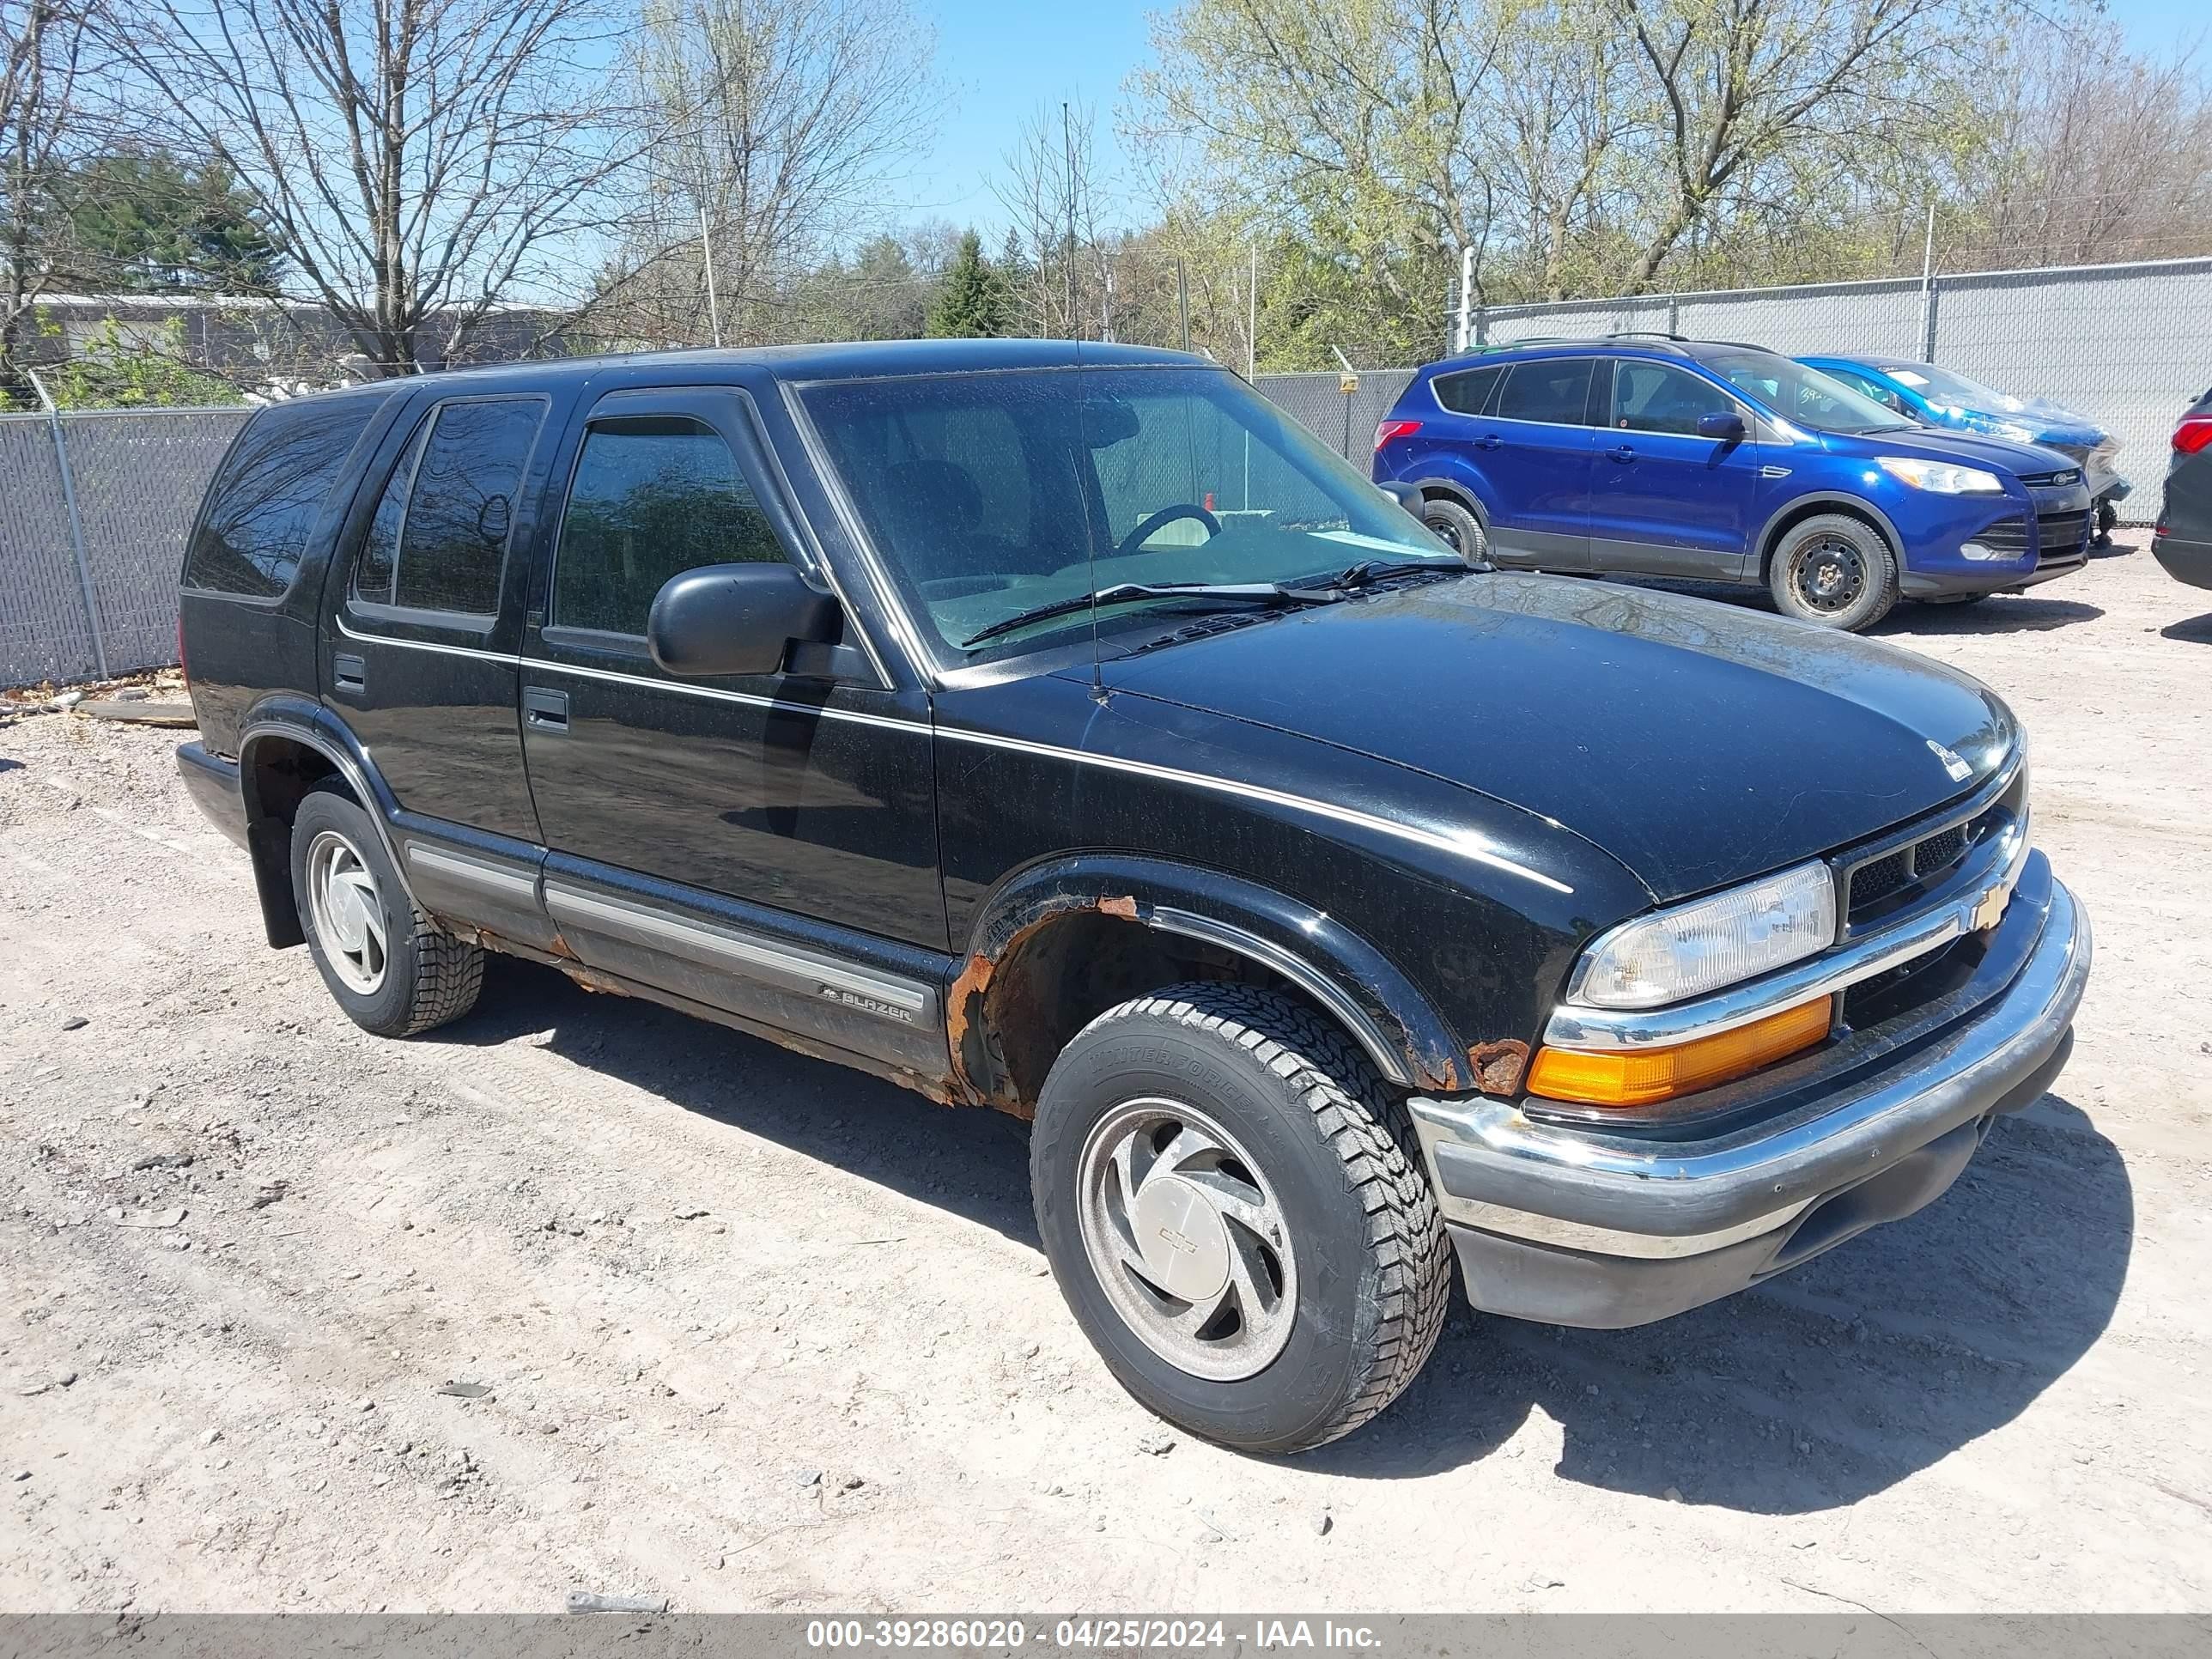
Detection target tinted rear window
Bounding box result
[389,398,545,616]
[1431,365,1503,415]
[1497,359,1595,424]
[184,398,377,597]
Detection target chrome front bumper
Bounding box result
[1408,856,2090,1327]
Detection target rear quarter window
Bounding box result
[1431,365,1502,415]
[184,398,379,598]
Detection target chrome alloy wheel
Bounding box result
[1793,535,1868,613]
[304,830,389,995]
[1075,1097,1297,1381]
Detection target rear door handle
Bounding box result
[1475,434,1504,451]
[1609,445,1637,463]
[332,653,367,694]
[523,687,568,733]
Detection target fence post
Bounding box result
[27,371,108,680]
[1667,293,1680,335]
[1922,274,1941,363]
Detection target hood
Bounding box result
[1822,425,2078,477]
[1100,574,2017,902]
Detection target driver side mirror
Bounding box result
[1697,411,1747,441]
[1376,479,1424,517]
[647,563,842,679]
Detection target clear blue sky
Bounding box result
[902,1,1155,234]
[903,0,2208,238]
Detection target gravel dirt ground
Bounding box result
[2,541,2209,1615]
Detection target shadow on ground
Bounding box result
[424,955,1039,1248]
[1309,1096,2130,1512]
[2160,612,2212,644]
[1601,575,2106,635]
[424,960,2129,1516]
[1875,596,2106,635]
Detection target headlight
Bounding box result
[1569,863,1838,1010]
[1877,456,2005,495]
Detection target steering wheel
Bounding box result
[1116,503,1220,556]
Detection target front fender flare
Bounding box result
[947,854,1471,1097]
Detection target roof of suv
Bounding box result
[282,338,1206,410]
[1421,334,1780,374]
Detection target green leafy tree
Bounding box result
[63,150,286,293]
[925,229,1009,338]
[48,314,241,407]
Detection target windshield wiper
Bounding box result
[1299,557,1462,593]
[960,581,1318,648]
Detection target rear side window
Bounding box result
[185,398,376,597]
[1496,360,1595,425]
[1431,365,1502,415]
[551,417,792,638]
[350,397,545,617]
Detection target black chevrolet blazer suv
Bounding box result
[174,340,2091,1454]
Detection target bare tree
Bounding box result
[107,0,640,374]
[1951,31,2212,269]
[599,0,939,348]
[994,100,1115,339]
[2,0,93,401]
[1610,0,1975,292]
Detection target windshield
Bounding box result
[1699,349,1911,435]
[799,365,1453,659]
[1877,362,2030,416]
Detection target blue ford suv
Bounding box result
[1374,337,2094,630]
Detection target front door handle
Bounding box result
[332,653,367,695]
[1609,445,1637,463]
[523,687,568,733]
[1475,434,1504,450]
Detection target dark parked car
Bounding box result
[2155,388,2212,592]
[175,342,2089,1453]
[1373,337,2093,631]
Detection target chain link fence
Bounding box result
[1460,255,2212,520]
[0,405,249,689]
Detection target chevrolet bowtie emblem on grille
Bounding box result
[1927,739,1973,783]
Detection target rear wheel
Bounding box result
[290,784,483,1037]
[1767,513,1899,630]
[1030,983,1451,1454]
[1419,496,1486,564]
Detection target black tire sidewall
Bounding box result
[289,788,421,1035]
[1031,1011,1392,1453]
[1419,496,1485,562]
[1770,516,1895,629]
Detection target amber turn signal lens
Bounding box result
[1526,994,1834,1108]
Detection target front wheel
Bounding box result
[1030,984,1451,1454]
[1767,514,1899,630]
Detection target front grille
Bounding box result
[1972,515,2031,556]
[1842,797,2010,927]
[1850,849,1911,908]
[2034,508,2089,563]
[2016,468,2081,488]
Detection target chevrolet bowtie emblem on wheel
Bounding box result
[1927,739,1974,782]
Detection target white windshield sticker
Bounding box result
[1892,370,1929,387]
[1311,529,1428,552]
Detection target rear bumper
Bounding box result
[176,741,248,851]
[2154,534,2212,592]
[1408,863,2090,1328]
